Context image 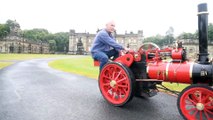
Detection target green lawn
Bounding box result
[0,62,13,69]
[49,56,99,79]
[161,82,189,93]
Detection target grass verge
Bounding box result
[49,56,99,79]
[160,82,189,93]
[0,62,14,69]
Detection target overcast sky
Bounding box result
[0,0,213,37]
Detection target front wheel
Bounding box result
[99,62,136,106]
[177,84,213,120]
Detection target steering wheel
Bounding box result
[138,42,160,54]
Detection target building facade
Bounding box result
[0,36,49,54]
[181,39,213,58]
[68,29,144,54]
[0,21,49,54]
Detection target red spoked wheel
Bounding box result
[177,84,213,120]
[99,62,135,106]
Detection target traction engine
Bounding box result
[96,3,213,120]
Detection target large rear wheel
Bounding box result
[177,84,213,120]
[99,62,136,106]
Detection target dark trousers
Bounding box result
[92,49,119,71]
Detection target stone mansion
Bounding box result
[68,29,144,54]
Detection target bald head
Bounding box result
[105,20,115,33]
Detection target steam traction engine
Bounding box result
[96,3,213,120]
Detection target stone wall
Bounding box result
[0,36,49,54]
[183,42,213,59]
[175,39,213,59]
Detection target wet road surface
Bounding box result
[0,57,183,120]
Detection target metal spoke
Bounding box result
[186,102,195,105]
[103,75,112,80]
[202,94,210,103]
[107,88,112,96]
[192,110,198,117]
[106,68,113,76]
[103,83,110,87]
[117,77,127,83]
[198,91,202,103]
[117,84,128,88]
[204,110,211,120]
[199,111,203,120]
[205,108,213,114]
[116,89,121,98]
[116,89,123,99]
[103,77,111,82]
[204,100,213,107]
[114,71,122,81]
[205,105,213,109]
[187,107,197,112]
[112,69,116,79]
[191,93,199,103]
[121,88,127,95]
[186,97,197,105]
[113,92,117,99]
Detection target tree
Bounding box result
[176,23,213,42]
[177,32,196,40]
[0,24,10,38]
[6,19,21,36]
[143,34,166,47]
[208,23,213,42]
[53,32,69,52]
[6,20,15,27]
[22,28,50,42]
[165,27,174,44]
[22,28,69,52]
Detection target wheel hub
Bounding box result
[196,103,204,111]
[110,80,117,88]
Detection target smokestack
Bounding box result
[198,3,209,64]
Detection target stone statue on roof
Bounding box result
[7,20,21,36]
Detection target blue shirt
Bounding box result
[91,29,124,53]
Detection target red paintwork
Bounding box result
[171,48,184,60]
[94,52,135,67]
[114,54,134,67]
[94,60,100,66]
[147,61,192,84]
[94,46,192,84]
[138,45,192,84]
